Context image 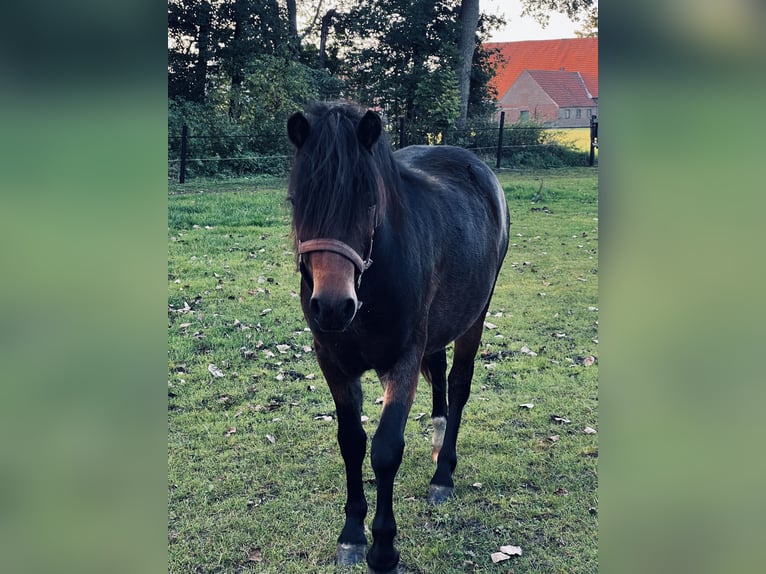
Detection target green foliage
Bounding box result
[167,168,598,572]
[502,121,589,168]
[169,56,344,179]
[414,68,461,133]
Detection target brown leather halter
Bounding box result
[297,217,376,290]
[297,204,378,288]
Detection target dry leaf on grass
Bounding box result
[584,426,597,434]
[519,403,534,409]
[208,364,225,378]
[492,543,522,562]
[499,544,522,556]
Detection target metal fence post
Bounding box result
[589,115,598,167]
[496,111,505,169]
[179,124,188,183]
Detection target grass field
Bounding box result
[548,128,593,152]
[168,166,598,573]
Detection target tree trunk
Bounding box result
[193,1,213,103]
[455,0,480,129]
[318,9,337,69]
[286,0,299,56]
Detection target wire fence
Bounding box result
[169,114,598,183]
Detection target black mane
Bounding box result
[288,101,398,243]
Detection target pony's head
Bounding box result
[287,102,392,332]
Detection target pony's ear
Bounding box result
[357,110,382,150]
[287,112,310,148]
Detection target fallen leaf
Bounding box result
[548,435,560,442]
[583,355,596,367]
[471,482,483,489]
[260,308,272,316]
[361,415,370,423]
[375,396,384,405]
[265,434,276,444]
[584,426,597,434]
[519,403,534,409]
[413,412,426,421]
[554,487,569,495]
[208,364,225,378]
[520,345,537,357]
[314,415,333,422]
[491,552,511,563]
[499,544,523,556]
[224,426,236,436]
[551,415,571,424]
[276,344,291,354]
[484,321,498,330]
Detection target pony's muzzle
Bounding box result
[309,294,358,332]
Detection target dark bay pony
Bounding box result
[287,101,509,573]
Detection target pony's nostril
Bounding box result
[343,298,357,320]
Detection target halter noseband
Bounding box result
[298,233,374,289]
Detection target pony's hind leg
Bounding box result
[421,350,448,463]
[427,312,486,505]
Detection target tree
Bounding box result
[168,0,216,103]
[575,4,598,37]
[455,0,480,129]
[341,0,499,133]
[519,0,597,28]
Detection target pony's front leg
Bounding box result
[320,352,368,565]
[367,350,421,574]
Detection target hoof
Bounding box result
[336,542,366,565]
[427,484,454,505]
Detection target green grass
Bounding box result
[168,167,598,573]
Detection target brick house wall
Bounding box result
[498,71,558,124]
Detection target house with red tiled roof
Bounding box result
[485,38,598,127]
[503,70,597,127]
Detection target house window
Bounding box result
[563,109,570,119]
[576,108,582,119]
[519,110,529,121]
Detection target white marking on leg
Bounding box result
[431,416,447,463]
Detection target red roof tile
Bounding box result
[485,38,598,100]
[524,70,595,107]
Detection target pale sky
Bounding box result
[483,0,581,42]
